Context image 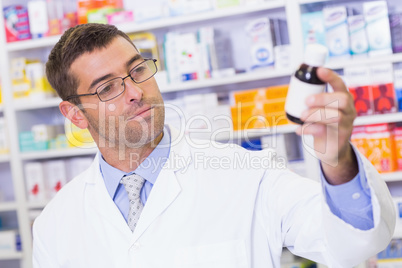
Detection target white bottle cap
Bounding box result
[303,44,328,67]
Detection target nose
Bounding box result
[122,75,143,103]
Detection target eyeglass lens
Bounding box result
[96,60,157,102]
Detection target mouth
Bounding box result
[128,106,154,120]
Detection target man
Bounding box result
[33,23,395,267]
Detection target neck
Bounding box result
[98,131,164,173]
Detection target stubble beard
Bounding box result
[83,98,165,150]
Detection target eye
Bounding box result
[98,81,118,96]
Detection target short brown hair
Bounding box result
[46,23,136,105]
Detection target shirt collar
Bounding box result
[99,127,171,199]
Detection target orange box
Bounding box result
[231,100,286,122]
[265,84,288,100]
[365,123,397,173]
[394,125,402,170]
[232,112,288,131]
[351,126,369,157]
[232,88,267,104]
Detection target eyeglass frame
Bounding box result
[65,58,158,103]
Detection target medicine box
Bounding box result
[25,162,47,201]
[363,1,393,57]
[370,63,397,114]
[3,5,31,42]
[44,160,67,198]
[389,13,402,53]
[245,17,275,70]
[365,123,397,173]
[348,15,369,57]
[394,125,402,171]
[0,230,19,255]
[323,6,350,59]
[344,66,374,116]
[393,66,402,112]
[300,11,326,47]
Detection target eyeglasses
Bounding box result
[66,58,158,102]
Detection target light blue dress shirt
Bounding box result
[99,129,373,230]
[99,127,171,222]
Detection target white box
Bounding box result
[25,162,46,201]
[370,63,394,84]
[27,0,49,38]
[0,118,9,153]
[348,15,369,58]
[32,124,57,142]
[364,1,392,57]
[245,17,275,70]
[323,6,350,59]
[0,230,19,255]
[344,65,371,87]
[43,160,67,199]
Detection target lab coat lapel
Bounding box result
[131,126,191,243]
[84,155,132,237]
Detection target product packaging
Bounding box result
[25,162,47,201]
[393,123,402,171]
[0,118,9,154]
[370,63,397,114]
[393,63,402,112]
[300,11,326,47]
[344,65,374,116]
[0,230,20,255]
[3,5,31,42]
[245,17,275,70]
[27,0,49,38]
[348,15,369,58]
[44,160,67,198]
[363,1,393,57]
[365,123,397,173]
[323,6,350,60]
[389,13,402,53]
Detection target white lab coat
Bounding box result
[33,126,395,268]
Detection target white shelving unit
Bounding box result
[0,154,10,163]
[382,171,402,182]
[0,202,18,212]
[1,0,401,267]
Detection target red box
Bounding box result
[372,83,398,114]
[349,85,374,116]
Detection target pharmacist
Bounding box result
[33,23,395,268]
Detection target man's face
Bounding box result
[70,36,165,149]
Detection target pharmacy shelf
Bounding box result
[298,0,330,4]
[161,68,293,93]
[326,53,402,70]
[13,97,62,111]
[27,201,48,210]
[382,171,402,182]
[354,113,402,126]
[0,104,3,112]
[0,252,23,261]
[220,124,298,140]
[5,1,285,52]
[0,154,10,163]
[0,202,18,212]
[20,147,98,160]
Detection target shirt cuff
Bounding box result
[320,144,374,230]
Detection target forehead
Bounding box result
[70,36,139,89]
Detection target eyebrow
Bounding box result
[87,54,143,92]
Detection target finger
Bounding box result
[301,107,355,127]
[300,122,326,136]
[305,92,356,116]
[316,67,348,93]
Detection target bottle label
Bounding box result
[285,76,326,119]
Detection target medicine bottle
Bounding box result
[285,44,328,124]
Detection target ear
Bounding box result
[59,101,89,129]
